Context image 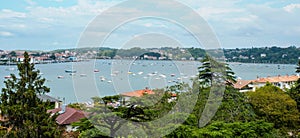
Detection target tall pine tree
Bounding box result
[296,60,300,73]
[0,52,60,137]
[198,55,236,87]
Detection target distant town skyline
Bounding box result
[0,0,300,50]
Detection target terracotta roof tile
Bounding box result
[47,107,86,125]
[234,80,252,89]
[254,75,299,83]
[121,89,154,97]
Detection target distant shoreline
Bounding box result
[0,59,297,66]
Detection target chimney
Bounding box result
[59,104,67,114]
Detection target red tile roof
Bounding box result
[234,80,252,89]
[47,107,86,125]
[234,75,300,89]
[121,89,155,97]
[254,75,299,83]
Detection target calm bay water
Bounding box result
[0,60,297,104]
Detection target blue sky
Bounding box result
[0,0,300,50]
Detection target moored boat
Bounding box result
[65,70,76,73]
[4,76,12,79]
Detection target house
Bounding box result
[253,75,299,90]
[47,106,86,132]
[234,75,300,92]
[37,94,62,108]
[16,56,35,63]
[233,80,254,92]
[120,88,155,102]
[260,53,266,58]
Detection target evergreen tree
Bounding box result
[0,52,60,137]
[296,60,300,73]
[289,79,300,111]
[198,55,236,87]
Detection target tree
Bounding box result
[192,121,284,138]
[296,60,300,73]
[198,55,236,87]
[8,51,16,57]
[247,83,300,129]
[289,80,300,115]
[49,53,56,60]
[0,52,60,137]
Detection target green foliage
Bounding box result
[187,47,206,59]
[198,55,236,87]
[212,86,256,122]
[193,121,284,138]
[191,86,256,129]
[247,84,300,129]
[8,51,16,57]
[0,52,60,137]
[71,118,94,133]
[225,46,300,64]
[68,103,86,110]
[288,79,300,111]
[296,60,300,73]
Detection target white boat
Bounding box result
[94,69,100,72]
[100,76,105,81]
[57,76,64,79]
[4,76,11,79]
[159,74,166,78]
[138,72,143,75]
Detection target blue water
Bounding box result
[0,60,297,103]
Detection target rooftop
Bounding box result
[47,107,86,125]
[121,88,155,97]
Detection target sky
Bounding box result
[0,0,300,50]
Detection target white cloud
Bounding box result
[25,0,36,6]
[284,4,300,12]
[49,0,64,2]
[0,31,14,37]
[0,9,27,19]
[197,7,243,20]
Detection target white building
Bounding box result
[234,75,300,92]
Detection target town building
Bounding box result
[47,106,86,132]
[120,87,155,102]
[234,75,300,92]
[37,94,62,108]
